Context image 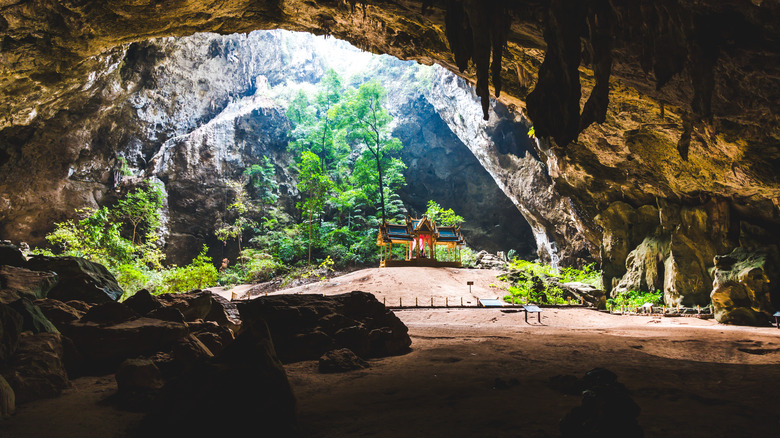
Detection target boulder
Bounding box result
[474,251,508,269]
[318,348,369,373]
[558,282,607,309]
[147,306,185,323]
[80,301,140,325]
[8,297,59,334]
[559,368,643,438]
[238,291,411,363]
[0,374,15,419]
[187,321,234,357]
[156,291,241,333]
[2,332,69,404]
[62,317,188,372]
[0,265,57,303]
[0,303,24,363]
[0,243,26,268]
[115,358,164,411]
[171,334,215,366]
[34,299,85,329]
[25,256,123,303]
[711,248,777,325]
[65,300,92,313]
[138,320,297,436]
[122,289,163,316]
[155,290,212,320]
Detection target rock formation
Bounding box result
[1,1,779,318]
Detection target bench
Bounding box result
[774,311,780,329]
[522,304,542,323]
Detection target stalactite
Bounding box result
[443,0,511,121]
[579,0,614,132]
[525,0,585,147]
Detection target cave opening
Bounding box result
[4,2,780,436]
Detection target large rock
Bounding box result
[0,243,26,268]
[138,319,296,436]
[25,256,123,303]
[711,248,777,325]
[157,290,240,333]
[62,317,188,372]
[238,291,411,363]
[0,374,15,419]
[8,298,59,334]
[0,303,23,363]
[559,368,643,438]
[0,265,57,303]
[558,282,606,309]
[122,289,163,316]
[2,332,69,404]
[318,348,369,374]
[115,358,164,412]
[34,299,85,330]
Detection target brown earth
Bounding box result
[3,267,780,437]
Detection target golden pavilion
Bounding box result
[376,216,465,267]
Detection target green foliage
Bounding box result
[157,246,218,294]
[218,248,284,286]
[499,259,603,305]
[40,184,219,298]
[460,247,478,268]
[244,157,278,208]
[606,290,663,310]
[216,179,255,253]
[424,200,465,227]
[114,184,165,245]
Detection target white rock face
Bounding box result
[424,66,597,264]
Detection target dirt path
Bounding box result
[212,267,508,306]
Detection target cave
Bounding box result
[2,0,780,437]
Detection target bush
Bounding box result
[606,290,663,311]
[499,259,602,305]
[157,246,218,294]
[218,249,284,286]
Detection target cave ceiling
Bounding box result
[2,0,780,220]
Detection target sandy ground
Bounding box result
[4,267,780,437]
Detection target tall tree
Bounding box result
[297,151,331,266]
[336,80,402,223]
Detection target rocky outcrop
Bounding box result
[1,332,70,404]
[711,248,778,325]
[237,291,411,363]
[25,256,123,303]
[393,94,535,256]
[424,67,597,266]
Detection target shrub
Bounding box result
[157,246,218,294]
[606,290,663,310]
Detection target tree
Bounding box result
[297,151,331,265]
[288,70,347,173]
[335,80,402,223]
[244,157,278,213]
[114,184,165,245]
[216,179,254,255]
[424,200,465,226]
